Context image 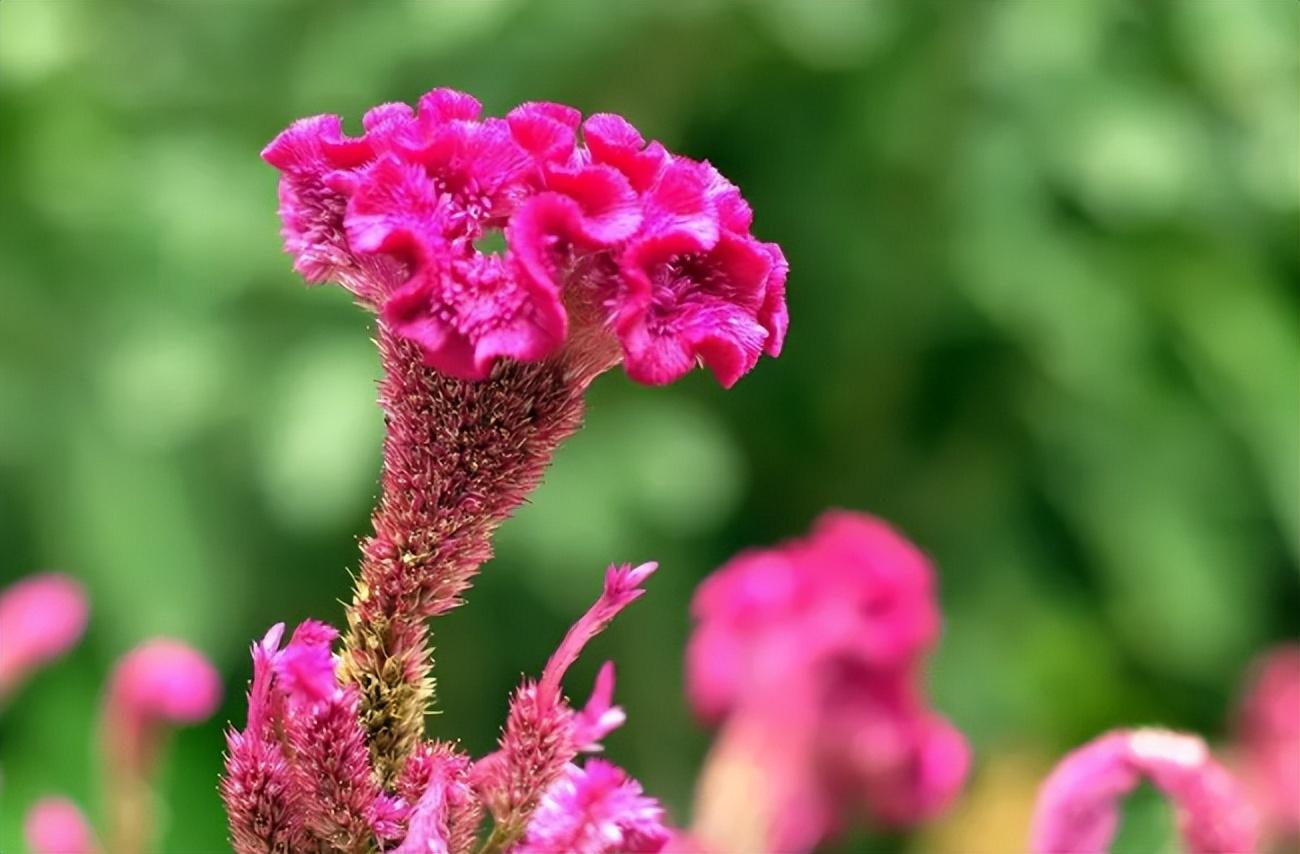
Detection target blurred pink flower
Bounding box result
[1235,644,1300,840]
[517,759,670,854]
[686,511,966,851]
[1030,728,1257,854]
[24,797,98,854]
[262,88,787,386]
[0,573,88,700]
[104,639,222,774]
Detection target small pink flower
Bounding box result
[392,744,476,854]
[1235,645,1300,839]
[686,511,965,850]
[480,563,659,837]
[104,638,221,774]
[0,573,89,700]
[516,760,670,854]
[572,662,627,752]
[263,89,787,387]
[1030,728,1258,854]
[274,619,340,707]
[24,797,98,854]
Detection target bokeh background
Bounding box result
[1,1,1296,851]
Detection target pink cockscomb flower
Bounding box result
[517,759,671,854]
[1235,645,1300,842]
[0,573,89,700]
[24,797,98,854]
[262,89,787,386]
[1030,728,1258,854]
[686,511,966,852]
[104,638,222,775]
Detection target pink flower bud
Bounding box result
[24,797,98,854]
[0,573,88,700]
[104,639,221,773]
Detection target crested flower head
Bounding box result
[0,573,89,699]
[263,90,787,386]
[105,638,222,774]
[1030,728,1258,854]
[24,797,98,854]
[1235,645,1300,839]
[516,759,671,854]
[686,511,966,851]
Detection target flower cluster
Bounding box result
[1030,728,1258,853]
[222,563,671,853]
[0,574,221,854]
[685,511,970,851]
[263,88,787,387]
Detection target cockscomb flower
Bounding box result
[517,759,671,853]
[1234,645,1300,842]
[686,511,967,852]
[1030,728,1258,854]
[24,797,99,854]
[0,572,89,701]
[257,90,787,791]
[262,88,787,385]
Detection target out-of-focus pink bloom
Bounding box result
[263,89,787,386]
[1235,645,1300,839]
[515,759,670,854]
[24,797,98,854]
[685,511,966,851]
[1030,728,1258,854]
[0,573,89,699]
[687,512,939,724]
[104,639,221,774]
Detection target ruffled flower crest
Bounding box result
[262,88,787,386]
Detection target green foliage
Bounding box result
[0,1,1294,851]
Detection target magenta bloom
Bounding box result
[24,798,98,854]
[517,760,670,854]
[1235,645,1300,839]
[0,573,88,700]
[223,619,399,854]
[104,638,221,774]
[262,89,787,386]
[1030,728,1258,854]
[686,511,966,851]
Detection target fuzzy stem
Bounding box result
[339,326,590,786]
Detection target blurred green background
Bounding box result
[0,1,1295,851]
